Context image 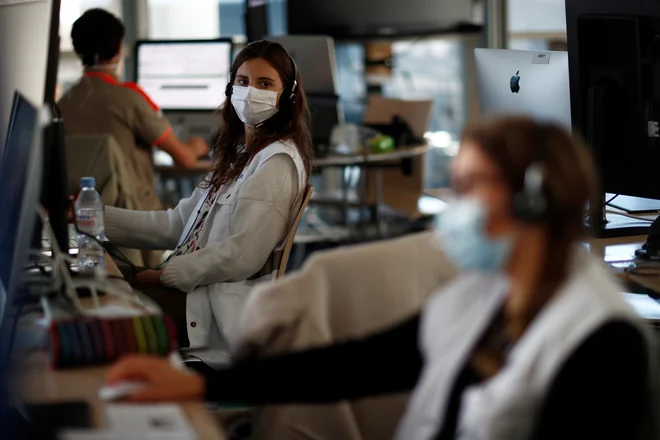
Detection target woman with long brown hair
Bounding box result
[103,40,313,368]
[107,116,657,439]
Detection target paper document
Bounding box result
[106,404,194,435]
[60,404,196,439]
[60,431,193,440]
[620,292,660,321]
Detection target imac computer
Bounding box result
[135,39,233,111]
[475,48,572,132]
[0,92,43,326]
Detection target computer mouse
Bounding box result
[98,381,148,401]
[635,216,660,261]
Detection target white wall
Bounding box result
[59,0,122,52]
[508,0,566,33]
[148,0,220,39]
[0,1,52,147]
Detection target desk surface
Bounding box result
[154,144,432,174]
[13,252,226,440]
[313,144,431,167]
[15,352,225,440]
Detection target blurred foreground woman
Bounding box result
[108,116,659,440]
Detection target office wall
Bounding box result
[59,0,122,51]
[0,1,52,149]
[509,0,566,33]
[148,0,220,39]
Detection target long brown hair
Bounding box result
[462,116,598,335]
[203,40,314,188]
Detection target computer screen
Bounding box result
[269,36,340,95]
[135,39,232,111]
[0,92,42,321]
[475,49,572,132]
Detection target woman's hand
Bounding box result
[106,355,205,402]
[133,269,164,288]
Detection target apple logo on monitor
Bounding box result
[510,71,521,93]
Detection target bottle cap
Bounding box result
[80,177,96,188]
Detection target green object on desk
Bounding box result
[367,135,395,154]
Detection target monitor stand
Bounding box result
[606,194,660,214]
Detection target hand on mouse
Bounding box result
[187,137,210,158]
[133,269,164,288]
[106,355,205,402]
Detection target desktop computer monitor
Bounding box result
[566,4,660,211]
[269,35,340,96]
[0,93,19,172]
[475,49,572,132]
[135,39,233,111]
[269,36,344,154]
[0,0,53,155]
[0,92,43,324]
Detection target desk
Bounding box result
[12,253,227,440]
[157,145,432,240]
[424,187,660,294]
[154,144,432,174]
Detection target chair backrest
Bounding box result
[65,134,138,209]
[66,135,113,195]
[237,231,458,440]
[277,184,314,278]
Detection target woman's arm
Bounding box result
[107,313,424,404]
[160,154,298,292]
[530,320,649,440]
[104,188,204,251]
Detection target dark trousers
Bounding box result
[115,260,190,348]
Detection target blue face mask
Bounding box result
[434,198,512,272]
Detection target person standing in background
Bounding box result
[58,8,209,267]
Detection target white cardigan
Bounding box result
[396,248,657,440]
[105,140,306,367]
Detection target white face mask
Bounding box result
[230,85,279,127]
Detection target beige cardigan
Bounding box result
[234,231,458,440]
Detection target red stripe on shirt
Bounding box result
[153,126,173,146]
[84,71,119,85]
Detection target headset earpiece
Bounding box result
[513,164,548,222]
[512,125,550,223]
[286,55,299,105]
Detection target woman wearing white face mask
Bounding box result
[102,40,313,369]
[106,117,658,439]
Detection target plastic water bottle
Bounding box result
[75,177,105,271]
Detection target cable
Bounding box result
[584,194,619,220]
[603,194,620,207]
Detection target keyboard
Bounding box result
[42,224,78,252]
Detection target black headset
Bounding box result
[224,50,299,108]
[512,124,550,223]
